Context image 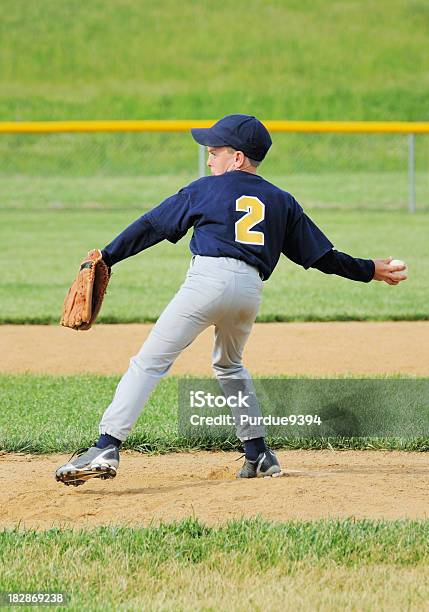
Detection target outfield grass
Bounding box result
[0,204,426,323]
[1,519,428,610]
[2,170,427,211]
[0,374,427,454]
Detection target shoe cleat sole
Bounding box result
[56,465,117,486]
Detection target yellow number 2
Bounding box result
[235,195,265,245]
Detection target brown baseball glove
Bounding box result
[60,249,111,331]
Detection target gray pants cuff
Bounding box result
[99,426,127,443]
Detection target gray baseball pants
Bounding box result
[99,255,266,442]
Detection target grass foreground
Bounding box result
[0,518,428,610]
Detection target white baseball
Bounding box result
[389,259,408,279]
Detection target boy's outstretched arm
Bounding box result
[311,251,407,285]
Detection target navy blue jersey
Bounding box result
[144,172,333,280]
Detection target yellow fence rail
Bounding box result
[0,119,429,134]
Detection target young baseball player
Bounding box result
[55,114,407,486]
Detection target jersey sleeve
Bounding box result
[311,249,375,282]
[145,189,195,244]
[282,197,333,268]
[101,216,164,267]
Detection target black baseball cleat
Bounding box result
[236,449,282,478]
[55,445,120,487]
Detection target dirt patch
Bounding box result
[0,450,427,529]
[1,321,429,376]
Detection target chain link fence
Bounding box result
[0,130,427,211]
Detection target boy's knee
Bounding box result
[131,354,173,378]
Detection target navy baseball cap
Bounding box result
[191,114,272,162]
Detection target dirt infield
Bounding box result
[1,322,428,528]
[2,321,429,375]
[1,450,428,529]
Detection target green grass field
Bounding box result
[2,169,428,210]
[1,0,428,122]
[1,519,428,610]
[0,374,427,453]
